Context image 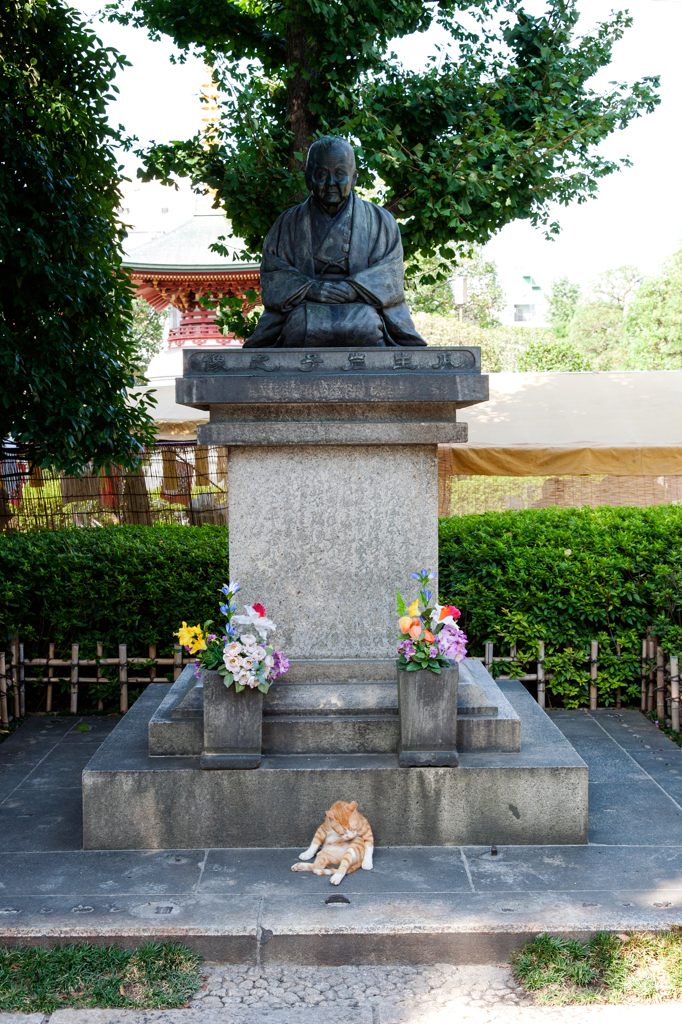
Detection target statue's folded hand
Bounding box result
[307,280,357,304]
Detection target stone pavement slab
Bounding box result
[0,705,678,960]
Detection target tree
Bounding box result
[107,0,660,279]
[131,298,167,381]
[546,277,581,338]
[568,301,624,367]
[518,337,591,372]
[591,265,643,310]
[623,247,682,369]
[405,246,504,325]
[0,0,156,472]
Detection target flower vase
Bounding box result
[397,662,459,767]
[200,669,263,770]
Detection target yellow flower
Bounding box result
[175,622,197,648]
[175,622,207,654]
[408,600,419,617]
[188,632,207,655]
[399,615,412,634]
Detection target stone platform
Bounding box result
[82,673,588,851]
[0,706,679,963]
[149,660,521,757]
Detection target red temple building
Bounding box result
[123,207,260,348]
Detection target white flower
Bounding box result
[244,674,259,689]
[233,606,276,640]
[240,633,257,646]
[264,654,275,668]
[240,657,255,672]
[254,646,267,661]
[430,605,457,629]
[224,642,242,659]
[223,655,241,672]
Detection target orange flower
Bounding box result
[408,618,422,639]
[398,615,413,634]
[423,630,434,642]
[439,605,460,621]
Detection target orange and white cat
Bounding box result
[291,800,374,885]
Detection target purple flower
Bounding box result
[398,639,416,660]
[436,624,468,664]
[428,645,439,658]
[271,650,290,680]
[207,633,217,641]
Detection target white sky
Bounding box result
[76,0,682,290]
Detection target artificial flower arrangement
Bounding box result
[175,581,289,693]
[397,569,467,673]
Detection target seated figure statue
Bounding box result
[243,136,426,349]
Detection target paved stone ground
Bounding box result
[0,703,679,963]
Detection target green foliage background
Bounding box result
[3,508,682,708]
[0,0,156,470]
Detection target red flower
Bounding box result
[253,603,267,618]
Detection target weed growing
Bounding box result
[512,931,682,1004]
[0,942,201,1013]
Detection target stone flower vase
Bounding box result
[200,669,263,770]
[397,661,459,767]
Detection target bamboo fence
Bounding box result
[0,640,193,725]
[470,637,680,729]
[0,442,228,531]
[0,635,679,731]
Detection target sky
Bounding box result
[75,0,682,292]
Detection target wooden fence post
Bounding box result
[590,639,598,710]
[656,646,666,721]
[671,655,680,733]
[46,642,54,713]
[615,641,622,708]
[11,634,19,720]
[18,642,25,717]
[0,652,8,729]
[149,644,156,681]
[174,644,183,681]
[70,643,79,714]
[647,638,656,712]
[96,643,104,711]
[537,641,545,709]
[641,638,648,711]
[119,644,128,713]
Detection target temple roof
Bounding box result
[123,212,259,273]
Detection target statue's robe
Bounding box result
[243,192,426,348]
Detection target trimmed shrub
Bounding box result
[439,505,682,706]
[0,525,229,661]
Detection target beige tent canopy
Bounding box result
[446,370,682,476]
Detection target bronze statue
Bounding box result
[243,137,426,349]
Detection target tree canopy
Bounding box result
[0,0,156,472]
[107,0,659,274]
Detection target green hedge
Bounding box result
[0,525,229,660]
[439,505,682,706]
[2,506,682,709]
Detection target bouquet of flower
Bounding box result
[397,569,467,673]
[175,580,289,693]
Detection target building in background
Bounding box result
[496,269,549,326]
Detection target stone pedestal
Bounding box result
[176,346,487,663]
[201,670,262,770]
[397,663,459,767]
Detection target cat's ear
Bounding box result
[348,801,358,812]
[326,809,336,821]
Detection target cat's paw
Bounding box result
[361,852,374,870]
[329,873,344,886]
[291,862,306,871]
[298,847,316,861]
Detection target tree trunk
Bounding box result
[286,16,319,169]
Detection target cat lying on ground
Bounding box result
[291,800,374,885]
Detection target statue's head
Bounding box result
[305,137,357,215]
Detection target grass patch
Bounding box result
[0,942,202,1012]
[512,931,682,1005]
